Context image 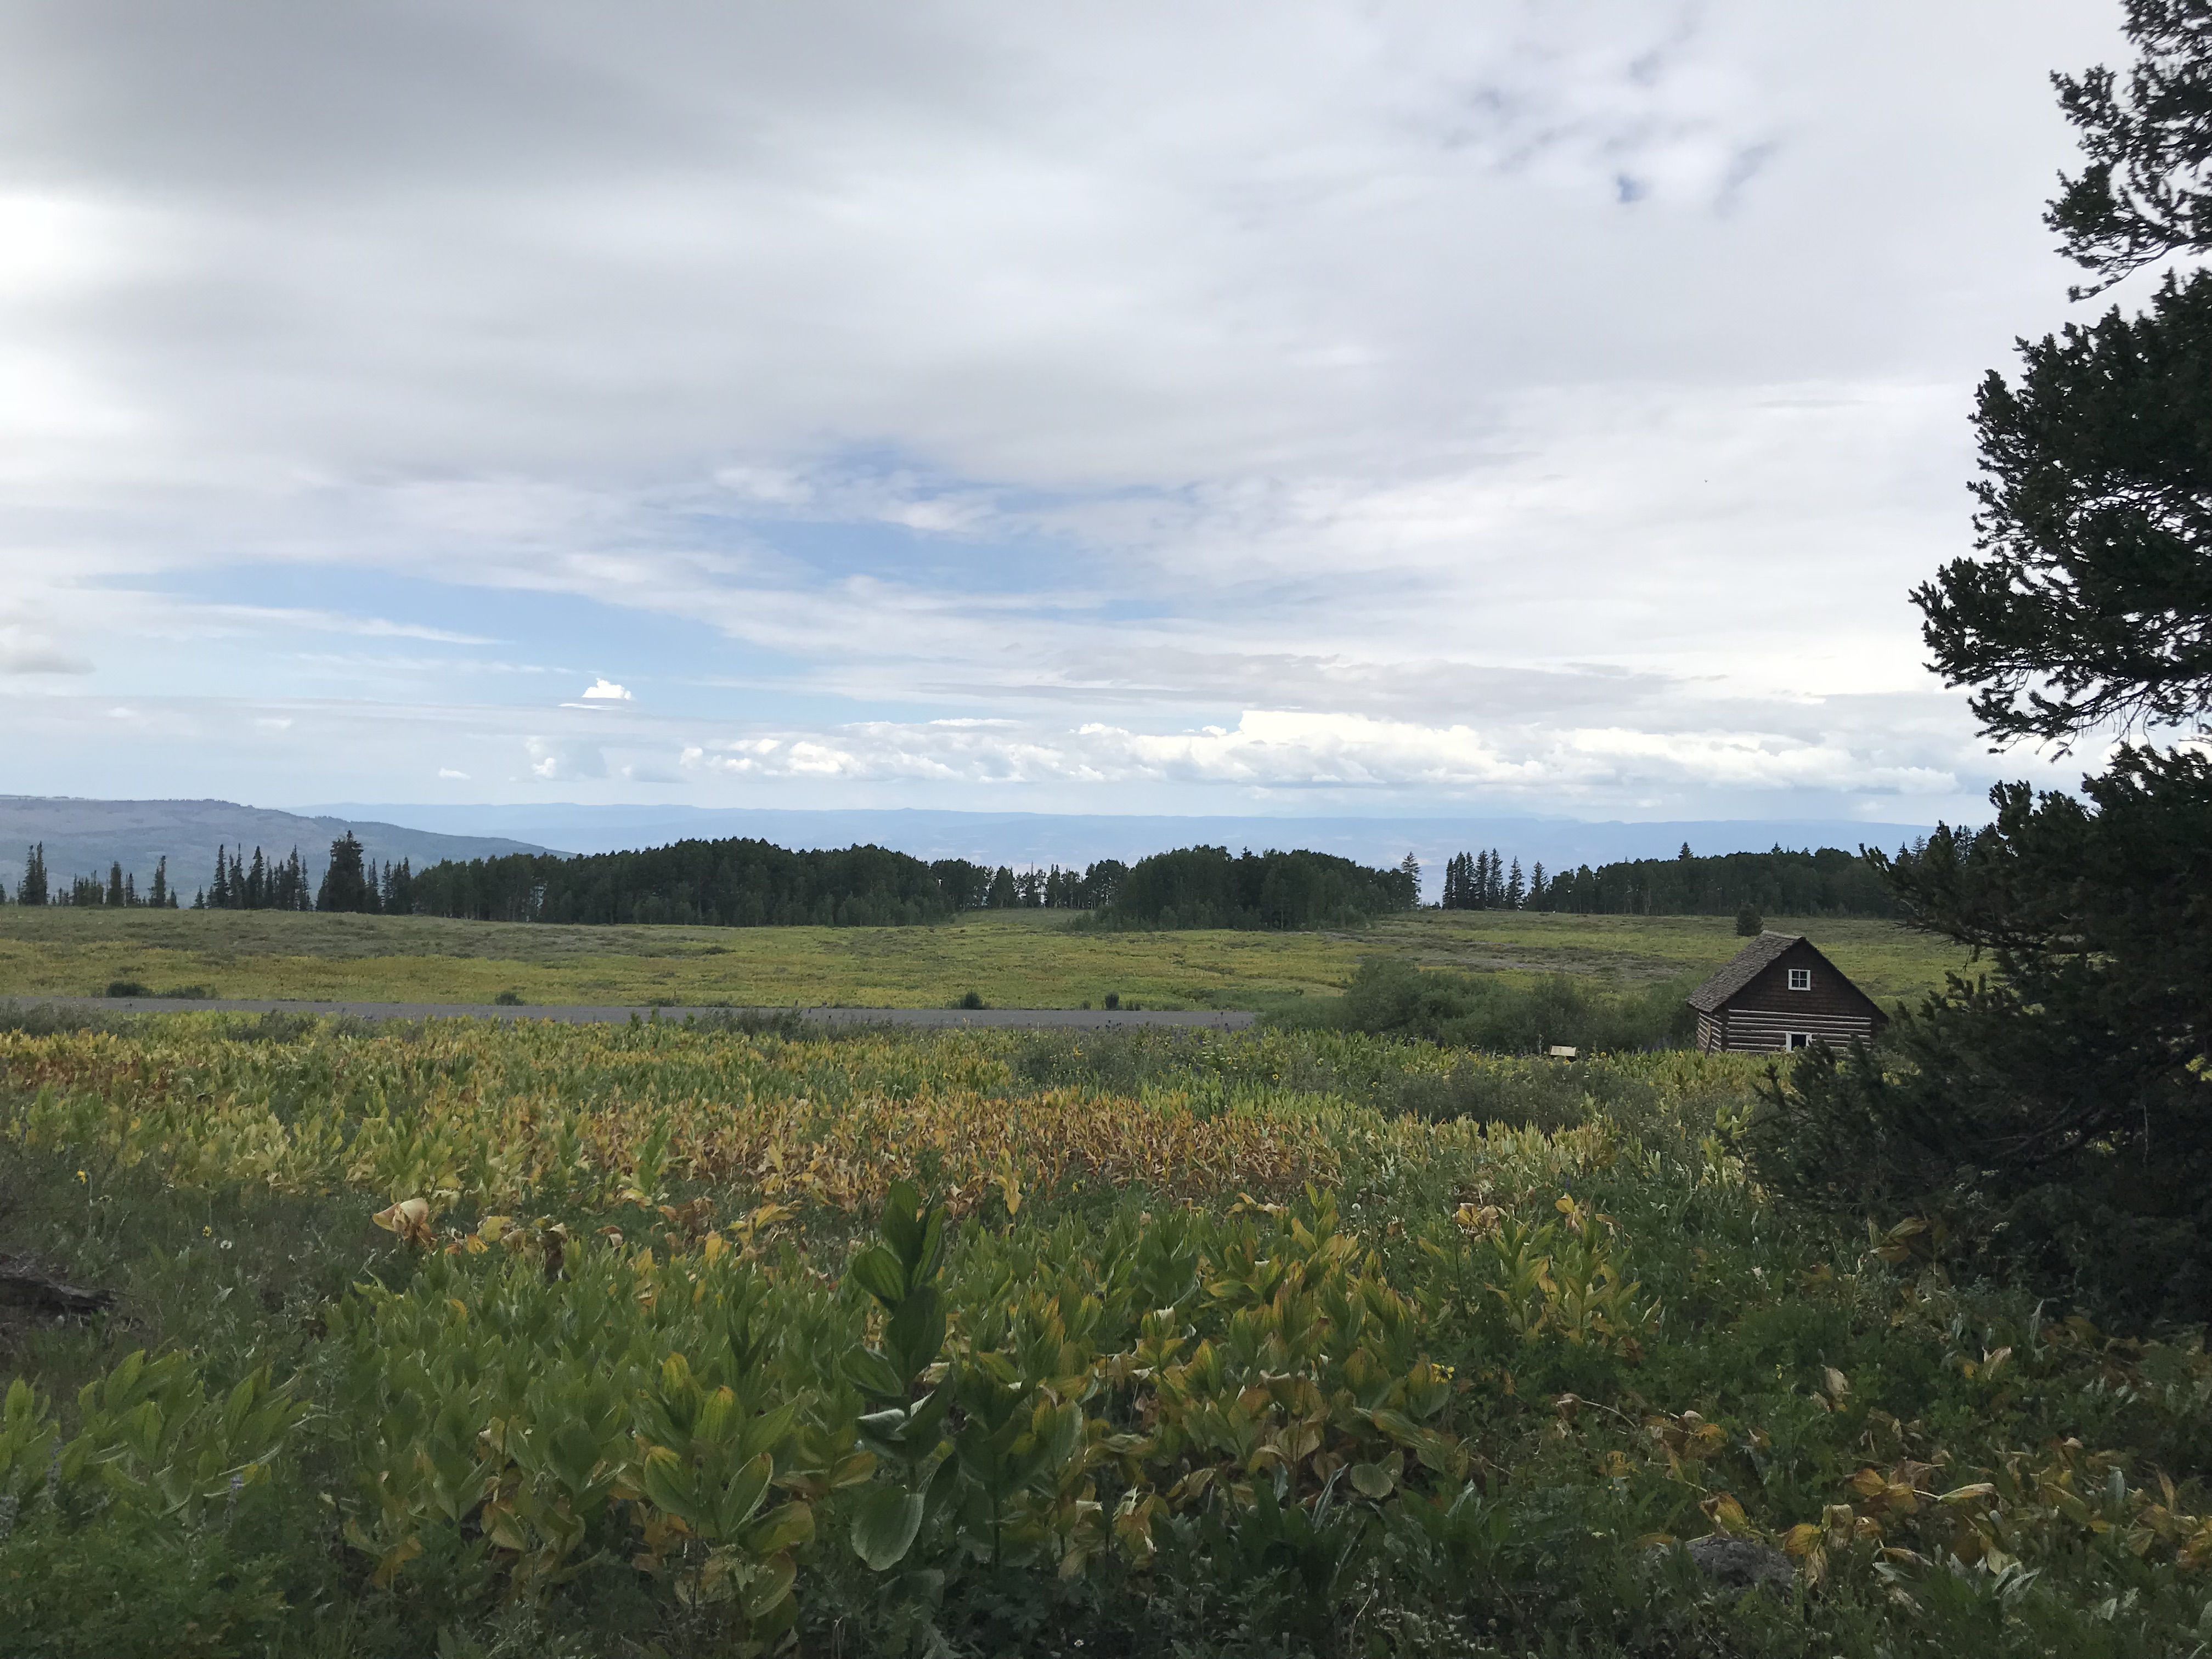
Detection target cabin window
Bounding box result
[1787,968,1812,991]
[1786,1032,1812,1049]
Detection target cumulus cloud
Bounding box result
[524,737,607,781]
[579,678,632,701]
[678,709,1961,802]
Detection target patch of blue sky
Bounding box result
[122,562,811,706]
[729,514,1101,602]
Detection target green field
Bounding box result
[0,905,1973,1012]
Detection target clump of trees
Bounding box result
[12,845,182,908]
[185,835,411,914]
[1756,1,2212,1328]
[1439,843,1898,917]
[198,844,313,910]
[928,859,1127,911]
[1091,845,1415,930]
[408,838,957,926]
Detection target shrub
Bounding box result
[1734,905,1763,936]
[1323,958,1692,1054]
[105,980,150,998]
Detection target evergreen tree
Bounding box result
[987,866,1017,909]
[149,855,168,909]
[1757,5,2212,1325]
[383,857,415,916]
[1505,857,1525,910]
[316,832,376,913]
[210,847,232,910]
[18,843,47,906]
[1399,852,1422,904]
[107,861,124,907]
[1528,861,1547,909]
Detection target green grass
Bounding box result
[0,905,1974,1013]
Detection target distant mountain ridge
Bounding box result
[0,797,551,898]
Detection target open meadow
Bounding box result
[0,905,1972,1014]
[2,1006,2205,1656]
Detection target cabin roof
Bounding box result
[1686,930,1809,1013]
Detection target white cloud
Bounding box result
[677,708,1966,802]
[524,737,607,781]
[0,2,2134,817]
[438,766,470,779]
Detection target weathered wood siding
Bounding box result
[1707,940,1884,1053]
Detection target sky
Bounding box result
[0,1,2143,826]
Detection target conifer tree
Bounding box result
[18,843,47,906]
[210,847,232,909]
[1758,2,2212,1325]
[149,856,168,909]
[316,832,375,913]
[1506,857,1525,909]
[108,861,125,907]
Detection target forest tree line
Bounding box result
[12,832,1901,928]
[1436,843,1904,918]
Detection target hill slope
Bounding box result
[0,797,553,898]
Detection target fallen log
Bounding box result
[0,1257,115,1317]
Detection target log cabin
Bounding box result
[1686,931,1886,1053]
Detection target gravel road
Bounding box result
[4,996,1257,1030]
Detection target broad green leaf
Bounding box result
[743,1499,816,1555]
[639,1444,697,1523]
[849,1245,909,1309]
[1348,1460,1396,1499]
[851,1484,925,1571]
[843,1348,907,1400]
[713,1451,774,1539]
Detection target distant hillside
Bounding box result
[0,797,554,900]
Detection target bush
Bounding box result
[959,989,985,1009]
[1322,958,1693,1054]
[105,980,150,998]
[493,990,524,1007]
[1734,905,1763,936]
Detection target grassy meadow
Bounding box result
[2,1008,2205,1657]
[0,904,1973,1012]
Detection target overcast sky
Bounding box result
[0,1,2141,825]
